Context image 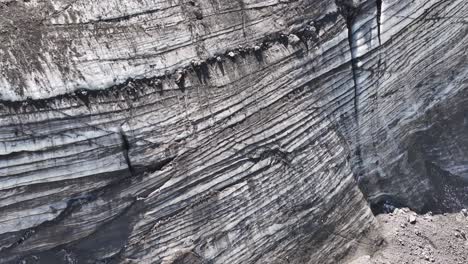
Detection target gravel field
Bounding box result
[350,209,468,264]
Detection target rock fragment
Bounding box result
[175,70,184,84]
[461,209,468,217]
[288,34,301,45]
[191,59,203,67]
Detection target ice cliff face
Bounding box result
[0,0,467,263]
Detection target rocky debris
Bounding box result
[461,209,468,218]
[150,79,161,87]
[174,70,184,84]
[454,229,466,240]
[408,215,417,224]
[191,59,203,67]
[351,209,468,264]
[288,34,301,45]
